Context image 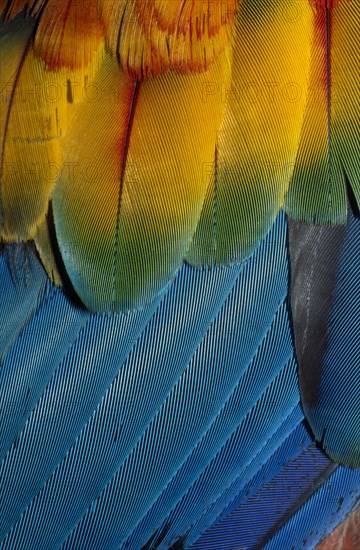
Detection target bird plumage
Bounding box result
[0,0,359,548]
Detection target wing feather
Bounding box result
[186,0,313,265]
[285,0,360,222]
[52,48,232,310]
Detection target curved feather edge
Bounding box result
[0,0,104,71]
[51,47,231,311]
[57,210,288,549]
[1,211,357,548]
[0,12,104,241]
[0,242,47,356]
[288,204,360,467]
[99,0,239,79]
[185,0,312,267]
[0,15,60,240]
[1,211,288,548]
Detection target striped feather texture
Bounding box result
[193,444,360,550]
[0,242,47,356]
[0,2,283,310]
[1,1,358,311]
[0,0,105,70]
[52,49,232,311]
[186,0,312,266]
[285,0,360,223]
[262,463,360,550]
[123,304,298,549]
[289,203,360,468]
[0,13,103,241]
[0,0,238,78]
[0,2,359,548]
[99,0,239,78]
[1,212,358,549]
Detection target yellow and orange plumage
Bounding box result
[0,0,359,310]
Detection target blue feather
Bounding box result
[60,215,288,550]
[125,303,297,549]
[263,463,360,550]
[0,212,359,550]
[189,418,311,549]
[0,283,88,464]
[193,445,359,550]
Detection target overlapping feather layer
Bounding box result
[1,0,358,311]
[0,1,359,469]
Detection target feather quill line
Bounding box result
[112,78,140,307]
[325,4,333,218]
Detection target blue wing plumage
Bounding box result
[0,212,359,549]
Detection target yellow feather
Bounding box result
[187,0,313,265]
[0,13,105,242]
[52,47,232,311]
[285,1,359,223]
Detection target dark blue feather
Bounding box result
[193,445,360,550]
[189,419,311,549]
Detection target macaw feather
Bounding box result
[0,0,46,19]
[285,0,360,223]
[1,211,286,546]
[1,0,359,313]
[186,0,313,265]
[60,210,289,549]
[99,0,239,78]
[0,2,359,548]
[0,13,104,241]
[187,419,311,548]
[126,304,298,549]
[262,464,360,550]
[289,204,360,468]
[0,212,358,549]
[52,48,232,311]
